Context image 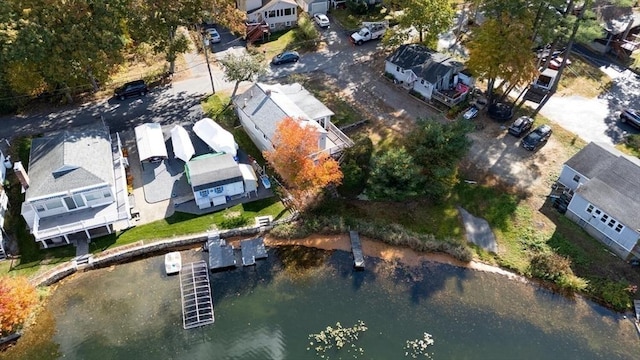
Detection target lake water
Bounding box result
[4,246,640,359]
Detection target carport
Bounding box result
[134,123,168,163]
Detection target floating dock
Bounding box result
[208,238,237,270]
[349,231,365,269]
[241,237,268,266]
[179,261,215,329]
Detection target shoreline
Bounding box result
[253,234,530,283]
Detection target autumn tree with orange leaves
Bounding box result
[0,276,39,336]
[263,117,343,207]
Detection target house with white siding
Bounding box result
[233,82,353,157]
[19,123,130,249]
[241,0,298,32]
[385,44,473,107]
[556,142,640,261]
[185,153,245,210]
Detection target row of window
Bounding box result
[199,187,224,197]
[34,189,112,213]
[265,8,294,18]
[586,205,624,233]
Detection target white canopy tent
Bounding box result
[238,163,258,197]
[170,125,195,163]
[134,123,168,162]
[193,118,238,157]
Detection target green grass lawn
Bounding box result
[88,196,288,253]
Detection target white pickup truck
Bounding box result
[350,21,388,45]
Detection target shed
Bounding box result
[170,125,195,163]
[193,118,238,157]
[134,123,168,162]
[239,164,258,197]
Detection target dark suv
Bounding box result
[522,124,552,151]
[114,80,148,100]
[620,109,640,128]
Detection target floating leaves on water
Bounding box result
[404,332,435,359]
[307,320,368,359]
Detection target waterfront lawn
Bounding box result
[89,197,288,252]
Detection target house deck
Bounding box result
[240,237,268,266]
[180,261,215,330]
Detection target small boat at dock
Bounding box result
[165,252,182,275]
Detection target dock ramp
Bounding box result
[349,231,365,269]
[180,261,215,329]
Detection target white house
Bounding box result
[233,82,353,157]
[243,0,298,31]
[556,142,640,261]
[0,147,10,258]
[385,44,473,107]
[20,123,130,248]
[185,154,245,210]
[296,0,329,15]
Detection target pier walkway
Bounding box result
[349,231,365,269]
[179,261,215,329]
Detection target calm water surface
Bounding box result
[6,247,640,359]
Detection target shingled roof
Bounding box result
[567,142,640,231]
[386,44,463,84]
[26,123,114,200]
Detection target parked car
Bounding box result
[205,28,221,43]
[508,116,534,137]
[463,105,479,120]
[271,50,300,65]
[521,124,552,151]
[620,108,640,128]
[114,80,148,100]
[314,13,330,28]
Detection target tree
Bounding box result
[0,276,39,336]
[218,52,266,101]
[466,9,538,100]
[405,119,472,201]
[263,117,343,206]
[395,0,454,46]
[366,146,424,201]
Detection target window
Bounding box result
[45,199,64,210]
[63,196,77,210]
[421,79,425,84]
[214,186,224,194]
[586,205,594,213]
[73,194,85,207]
[199,190,209,197]
[277,9,281,16]
[268,10,276,18]
[103,190,111,198]
[615,223,624,233]
[607,219,616,228]
[396,66,400,72]
[84,192,102,201]
[285,21,291,26]
[600,214,609,223]
[573,174,580,182]
[594,209,601,216]
[269,23,275,29]
[36,204,45,212]
[284,8,292,15]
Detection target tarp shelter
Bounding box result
[170,125,195,163]
[238,164,258,197]
[135,123,168,162]
[193,118,238,157]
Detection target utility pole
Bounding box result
[202,31,216,95]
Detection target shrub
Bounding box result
[384,72,395,81]
[295,13,320,50]
[270,221,310,239]
[219,214,248,229]
[588,278,633,312]
[529,252,573,282]
[347,0,369,15]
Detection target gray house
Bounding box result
[233,82,353,157]
[384,44,473,107]
[20,123,131,248]
[556,142,640,261]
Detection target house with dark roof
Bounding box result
[233,82,353,157]
[556,142,640,261]
[384,44,473,107]
[19,123,130,249]
[185,153,244,210]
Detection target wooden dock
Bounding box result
[349,231,365,269]
[241,237,268,266]
[179,261,215,330]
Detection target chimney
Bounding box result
[13,161,29,192]
[243,98,248,108]
[266,89,271,96]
